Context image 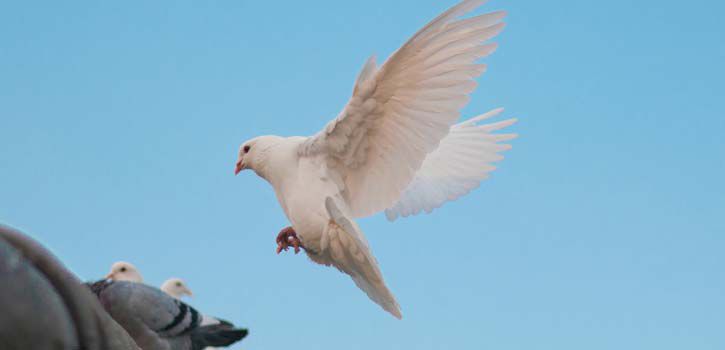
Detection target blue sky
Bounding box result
[1,0,724,349]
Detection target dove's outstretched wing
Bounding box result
[385,108,517,221]
[300,0,506,218]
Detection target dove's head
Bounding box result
[106,261,143,282]
[235,135,285,176]
[161,278,194,299]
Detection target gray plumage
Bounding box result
[0,224,139,350]
[88,280,248,350]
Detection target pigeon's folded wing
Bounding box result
[385,108,516,221]
[300,0,506,218]
[97,281,202,346]
[92,281,246,350]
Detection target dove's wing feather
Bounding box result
[307,198,402,318]
[385,108,517,221]
[300,0,506,218]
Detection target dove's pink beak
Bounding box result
[235,160,244,175]
[105,272,114,280]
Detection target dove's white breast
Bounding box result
[265,141,344,252]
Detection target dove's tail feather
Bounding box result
[319,197,403,319]
[191,325,248,349]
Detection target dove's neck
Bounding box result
[252,137,305,189]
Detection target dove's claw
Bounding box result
[276,226,304,255]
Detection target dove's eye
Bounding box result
[120,267,127,272]
[176,282,182,287]
[244,145,251,153]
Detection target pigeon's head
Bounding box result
[235,135,284,175]
[106,261,143,282]
[161,278,194,299]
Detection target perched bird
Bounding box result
[159,278,223,329]
[106,261,144,282]
[234,0,516,319]
[87,280,248,350]
[158,277,224,329]
[105,263,194,302]
[106,262,222,327]
[159,277,225,350]
[161,278,194,299]
[0,225,139,350]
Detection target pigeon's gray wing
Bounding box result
[0,224,139,350]
[92,280,247,350]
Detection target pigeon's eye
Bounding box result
[120,267,127,272]
[176,282,182,287]
[244,145,251,153]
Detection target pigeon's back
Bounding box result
[104,281,188,332]
[93,280,247,350]
[94,280,193,350]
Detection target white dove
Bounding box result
[234,0,516,319]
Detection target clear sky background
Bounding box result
[1,1,724,349]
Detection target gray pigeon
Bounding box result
[0,224,139,350]
[87,279,248,350]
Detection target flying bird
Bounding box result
[235,0,516,319]
[87,280,248,350]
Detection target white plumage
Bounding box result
[385,108,516,221]
[300,2,508,219]
[235,0,516,319]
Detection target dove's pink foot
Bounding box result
[276,226,304,254]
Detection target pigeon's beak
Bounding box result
[185,288,194,297]
[235,160,244,175]
[105,272,114,280]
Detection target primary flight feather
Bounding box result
[235,0,517,319]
